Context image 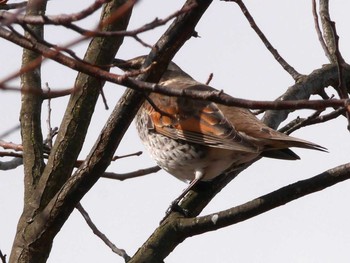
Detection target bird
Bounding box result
[115,56,326,205]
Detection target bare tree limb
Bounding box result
[262,64,350,129]
[312,0,332,61]
[102,166,161,180]
[0,124,20,139]
[0,140,23,151]
[0,249,6,263]
[76,203,131,262]
[0,157,23,170]
[178,162,350,235]
[279,107,345,134]
[0,0,107,26]
[9,1,134,262]
[10,0,48,261]
[319,0,336,63]
[0,1,26,11]
[0,1,196,39]
[133,162,350,262]
[226,0,301,80]
[320,14,350,129]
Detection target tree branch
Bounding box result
[0,157,23,170]
[262,64,350,129]
[10,0,48,262]
[178,162,350,235]
[9,1,134,262]
[227,0,301,80]
[312,0,332,61]
[0,249,6,263]
[101,166,160,181]
[2,26,350,113]
[76,203,131,262]
[319,0,336,63]
[15,1,213,263]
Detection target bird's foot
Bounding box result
[159,200,189,224]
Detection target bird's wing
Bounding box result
[143,85,258,153]
[218,104,327,152]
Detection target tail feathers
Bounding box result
[270,137,328,152]
[260,136,327,160]
[260,148,301,160]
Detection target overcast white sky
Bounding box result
[1,0,350,262]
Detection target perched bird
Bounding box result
[115,56,326,202]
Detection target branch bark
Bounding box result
[178,162,350,235]
[11,1,47,262]
[9,1,133,262]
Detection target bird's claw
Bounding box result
[159,200,189,224]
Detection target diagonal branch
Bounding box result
[76,203,131,262]
[18,2,213,263]
[227,0,301,80]
[178,162,350,235]
[2,26,350,113]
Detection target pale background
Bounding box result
[1,0,350,262]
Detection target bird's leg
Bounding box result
[162,170,204,221]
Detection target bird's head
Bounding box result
[113,55,147,71]
[113,55,192,81]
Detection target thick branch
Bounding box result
[37,0,134,209]
[262,64,350,129]
[0,157,23,170]
[135,161,350,262]
[11,0,48,261]
[17,2,213,263]
[9,1,133,263]
[178,162,350,235]
[319,0,336,63]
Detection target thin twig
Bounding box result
[227,0,302,80]
[0,249,6,263]
[112,151,143,161]
[205,73,213,85]
[0,124,20,139]
[76,203,131,262]
[99,86,109,110]
[0,0,107,26]
[0,140,23,151]
[102,165,161,180]
[45,83,53,149]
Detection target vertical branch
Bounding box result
[312,0,332,61]
[19,0,47,200]
[319,0,336,63]
[36,0,134,208]
[10,1,134,263]
[12,1,48,262]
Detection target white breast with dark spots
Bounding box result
[135,108,258,182]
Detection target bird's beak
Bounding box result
[113,56,147,71]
